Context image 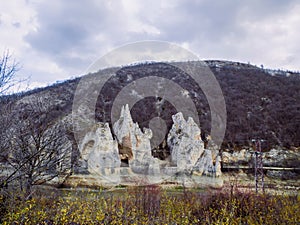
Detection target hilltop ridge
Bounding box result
[0,60,299,151]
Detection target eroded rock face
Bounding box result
[215,155,222,177]
[167,113,204,169]
[193,150,214,175]
[76,107,223,187]
[167,112,221,176]
[222,149,252,165]
[80,123,121,175]
[264,148,300,167]
[113,104,160,175]
[222,148,300,168]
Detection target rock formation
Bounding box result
[222,149,252,165]
[167,112,221,176]
[80,122,121,176]
[76,106,222,187]
[113,104,160,176]
[215,155,222,177]
[167,113,204,169]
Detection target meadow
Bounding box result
[0,184,299,225]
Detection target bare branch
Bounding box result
[0,97,72,192]
[0,50,20,95]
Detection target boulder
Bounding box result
[222,149,252,165]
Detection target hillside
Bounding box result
[0,60,299,156]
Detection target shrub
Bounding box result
[0,186,299,224]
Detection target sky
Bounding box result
[1,0,300,91]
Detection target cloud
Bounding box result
[87,41,198,72]
[1,0,300,90]
[172,0,300,70]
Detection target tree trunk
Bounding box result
[25,177,33,200]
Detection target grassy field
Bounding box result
[0,185,299,224]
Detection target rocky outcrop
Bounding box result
[264,148,300,168]
[222,148,300,168]
[167,112,221,176]
[167,113,204,169]
[113,104,160,175]
[222,148,300,180]
[193,150,214,175]
[215,155,222,176]
[79,123,121,176]
[74,106,223,187]
[222,149,252,165]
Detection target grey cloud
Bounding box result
[239,0,297,19]
[24,1,121,68]
[144,0,243,43]
[25,23,87,55]
[12,22,21,28]
[156,0,297,43]
[23,0,300,79]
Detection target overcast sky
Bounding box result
[1,0,299,90]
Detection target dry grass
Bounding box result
[0,185,299,224]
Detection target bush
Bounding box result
[0,186,299,224]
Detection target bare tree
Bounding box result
[0,101,13,158]
[0,97,72,195]
[0,50,20,192]
[0,50,19,95]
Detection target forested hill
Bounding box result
[1,60,299,150]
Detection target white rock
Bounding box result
[193,150,214,176]
[222,149,251,164]
[80,122,121,175]
[167,112,204,170]
[167,112,221,177]
[215,155,222,177]
[113,104,160,175]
